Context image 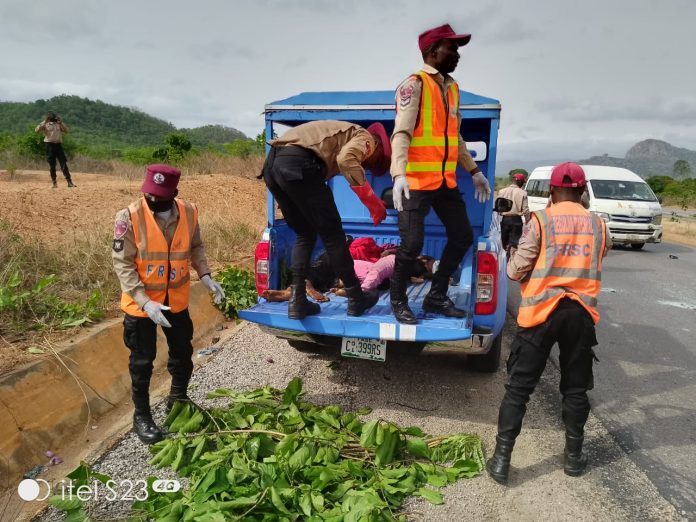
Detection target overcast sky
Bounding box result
[1,0,695,163]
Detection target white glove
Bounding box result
[392,175,410,212]
[472,171,491,204]
[143,301,172,328]
[201,274,225,304]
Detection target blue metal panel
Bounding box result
[239,284,472,343]
[268,90,500,108]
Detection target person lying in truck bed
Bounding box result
[262,241,435,301]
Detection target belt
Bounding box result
[273,145,319,160]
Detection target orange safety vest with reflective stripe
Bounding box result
[517,202,606,328]
[404,71,460,191]
[120,198,198,316]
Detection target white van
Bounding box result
[525,165,663,249]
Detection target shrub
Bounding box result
[214,266,257,319]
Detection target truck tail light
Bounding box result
[254,240,270,296]
[475,251,498,315]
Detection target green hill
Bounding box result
[0,95,247,150]
[576,139,696,179]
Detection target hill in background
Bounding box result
[497,139,696,179]
[0,95,247,151]
[576,139,696,179]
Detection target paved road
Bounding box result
[509,240,696,518]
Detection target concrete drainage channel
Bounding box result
[0,282,231,520]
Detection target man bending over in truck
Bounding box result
[260,120,391,319]
[389,24,491,325]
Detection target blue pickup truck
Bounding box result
[239,90,506,372]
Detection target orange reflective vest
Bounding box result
[404,72,460,191]
[120,198,198,317]
[517,202,606,328]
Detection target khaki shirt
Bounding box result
[391,63,479,180]
[498,184,530,221]
[35,120,68,143]
[111,200,211,308]
[269,120,376,186]
[508,201,612,281]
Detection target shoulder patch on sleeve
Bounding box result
[398,80,416,109]
[112,239,124,252]
[114,219,128,239]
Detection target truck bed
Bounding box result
[239,279,473,343]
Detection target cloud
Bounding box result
[539,96,696,124]
[0,79,118,103]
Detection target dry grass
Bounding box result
[662,219,696,247]
[0,154,267,374]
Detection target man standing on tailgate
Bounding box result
[112,164,225,444]
[389,23,491,325]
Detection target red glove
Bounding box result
[351,182,387,226]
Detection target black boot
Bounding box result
[165,383,191,414]
[345,285,379,316]
[486,436,515,485]
[391,300,417,324]
[52,180,58,188]
[390,276,417,324]
[288,282,320,319]
[564,435,588,476]
[67,179,76,188]
[423,276,466,318]
[133,410,164,444]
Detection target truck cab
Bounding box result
[239,90,506,371]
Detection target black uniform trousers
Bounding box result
[261,145,359,289]
[122,309,194,413]
[45,142,71,181]
[391,181,473,298]
[501,215,523,251]
[498,298,598,441]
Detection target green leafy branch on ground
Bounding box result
[214,266,257,319]
[52,379,485,521]
[0,270,103,332]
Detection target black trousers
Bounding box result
[497,298,598,441]
[262,146,359,288]
[501,215,523,250]
[122,309,194,413]
[391,181,473,299]
[45,142,71,181]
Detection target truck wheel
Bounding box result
[466,334,502,373]
[287,340,323,353]
[631,243,645,250]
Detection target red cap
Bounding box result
[550,162,586,188]
[419,24,471,52]
[367,122,391,176]
[141,164,181,198]
[512,173,526,182]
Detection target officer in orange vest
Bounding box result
[390,24,491,324]
[487,163,612,485]
[112,164,225,444]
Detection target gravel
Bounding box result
[36,321,684,521]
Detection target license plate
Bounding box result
[341,337,387,362]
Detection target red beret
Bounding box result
[419,24,471,52]
[141,164,181,198]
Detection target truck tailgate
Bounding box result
[239,282,472,343]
